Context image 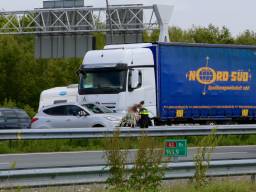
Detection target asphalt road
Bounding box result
[0,145,255,170]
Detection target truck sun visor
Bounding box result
[81,63,128,71]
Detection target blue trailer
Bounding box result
[78,41,256,125]
[156,42,256,123]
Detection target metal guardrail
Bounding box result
[1,124,256,140]
[0,159,256,188]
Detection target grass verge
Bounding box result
[1,180,256,192]
[163,180,256,192]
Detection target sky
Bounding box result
[0,0,255,36]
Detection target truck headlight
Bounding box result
[105,116,120,121]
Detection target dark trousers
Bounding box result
[138,114,152,128]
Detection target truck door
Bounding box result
[127,69,145,107]
[127,67,156,115]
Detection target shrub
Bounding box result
[128,135,164,192]
[104,130,164,192]
[104,129,129,191]
[193,129,220,188]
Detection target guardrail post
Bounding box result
[251,174,255,183]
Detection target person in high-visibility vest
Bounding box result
[138,107,152,128]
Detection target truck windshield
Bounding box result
[80,70,127,94]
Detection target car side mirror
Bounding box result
[78,111,87,117]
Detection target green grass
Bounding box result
[0,139,104,153]
[1,135,256,154]
[2,180,256,192]
[162,180,256,192]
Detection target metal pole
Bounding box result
[106,0,113,44]
[251,174,256,183]
[153,4,174,42]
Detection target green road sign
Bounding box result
[164,139,187,157]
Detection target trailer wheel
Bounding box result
[206,121,217,125]
[153,118,166,126]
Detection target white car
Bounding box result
[31,103,122,129]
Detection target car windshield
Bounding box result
[80,70,127,94]
[83,103,113,114]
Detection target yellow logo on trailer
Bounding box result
[187,67,250,85]
[186,56,251,85]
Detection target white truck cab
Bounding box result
[78,43,156,116]
[38,84,78,111]
[40,4,174,118]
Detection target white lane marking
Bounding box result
[0,163,10,166]
[210,152,248,155]
[0,145,255,157]
[0,149,139,157]
[189,145,256,150]
[0,151,102,157]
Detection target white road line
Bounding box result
[0,151,101,157]
[189,145,256,150]
[0,149,138,157]
[211,152,248,155]
[0,163,10,166]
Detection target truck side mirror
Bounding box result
[128,69,142,92]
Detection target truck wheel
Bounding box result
[93,124,104,127]
[153,118,165,126]
[206,121,217,125]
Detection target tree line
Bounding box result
[0,25,256,116]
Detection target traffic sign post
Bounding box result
[164,139,187,157]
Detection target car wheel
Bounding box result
[93,124,104,127]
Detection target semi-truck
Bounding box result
[38,84,78,111]
[78,42,256,124]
